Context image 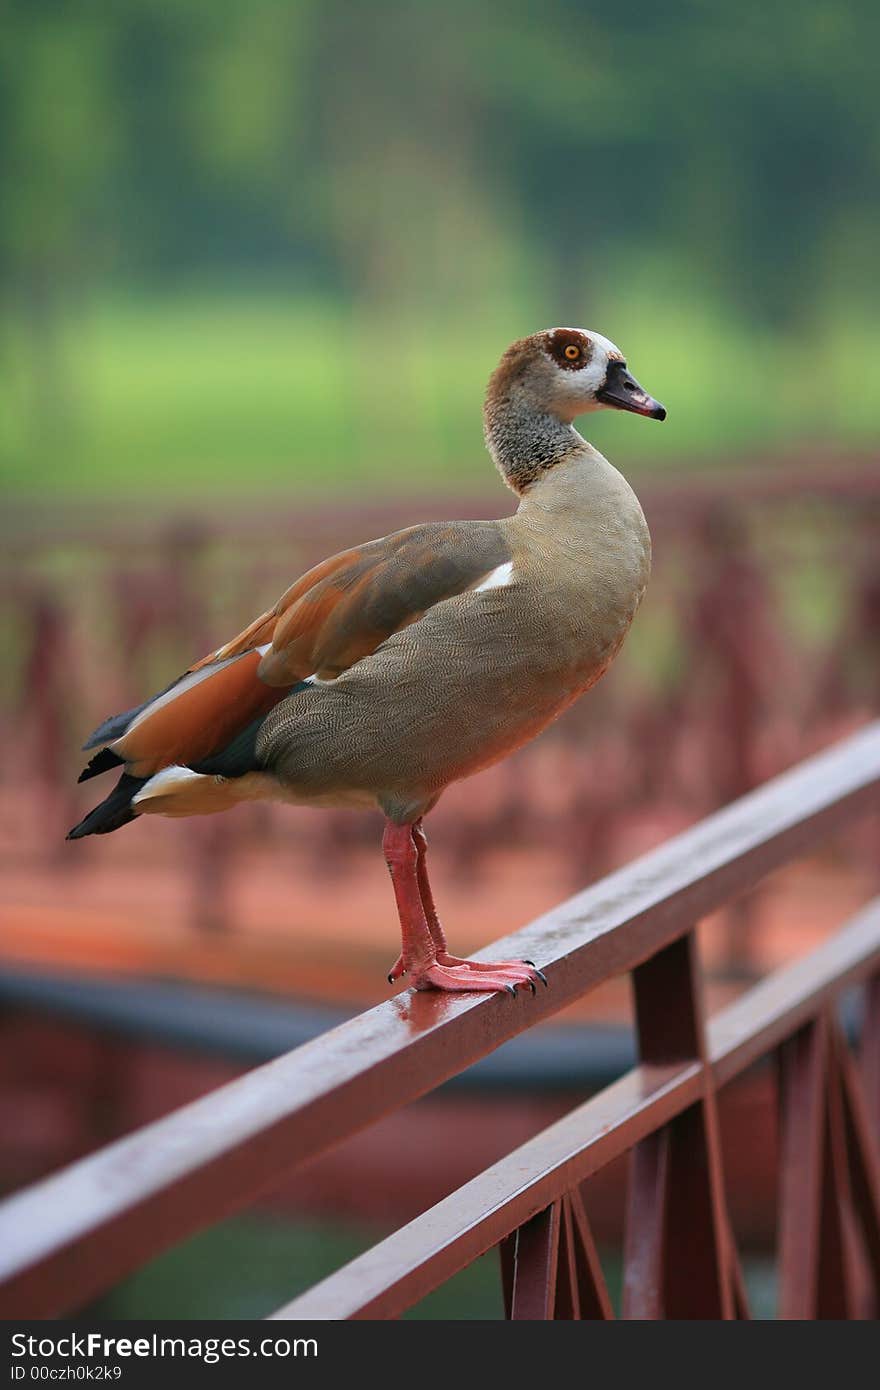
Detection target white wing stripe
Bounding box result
[474,561,514,592]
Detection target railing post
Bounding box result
[621,1128,668,1317]
[777,1013,880,1318]
[833,1022,880,1315]
[776,1019,827,1318]
[507,1203,561,1320]
[501,1191,613,1320]
[623,931,739,1318]
[817,1015,861,1317]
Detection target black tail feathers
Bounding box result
[78,747,125,783]
[70,671,282,841]
[67,772,147,840]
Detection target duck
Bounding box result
[68,327,665,995]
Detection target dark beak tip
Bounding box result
[654,404,667,422]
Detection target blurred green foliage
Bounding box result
[2,0,878,496]
[93,1210,510,1320]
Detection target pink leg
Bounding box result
[383,819,546,995]
[415,820,546,982]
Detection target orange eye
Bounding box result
[564,344,580,360]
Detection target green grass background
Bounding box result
[4,288,877,502]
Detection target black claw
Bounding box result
[505,984,517,997]
[535,968,548,987]
[521,959,535,967]
[526,980,537,995]
[387,973,394,984]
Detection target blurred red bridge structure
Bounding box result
[1,720,879,1318]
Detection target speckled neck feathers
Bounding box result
[482,338,584,493]
[483,392,583,494]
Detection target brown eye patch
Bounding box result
[546,328,592,371]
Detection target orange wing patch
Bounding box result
[112,649,287,778]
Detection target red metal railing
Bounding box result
[1,720,879,1318]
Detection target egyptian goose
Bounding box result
[69,327,665,994]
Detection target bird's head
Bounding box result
[487,326,666,426]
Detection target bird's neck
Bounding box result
[483,391,583,495]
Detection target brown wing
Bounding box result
[193,521,510,686]
[94,520,510,778]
